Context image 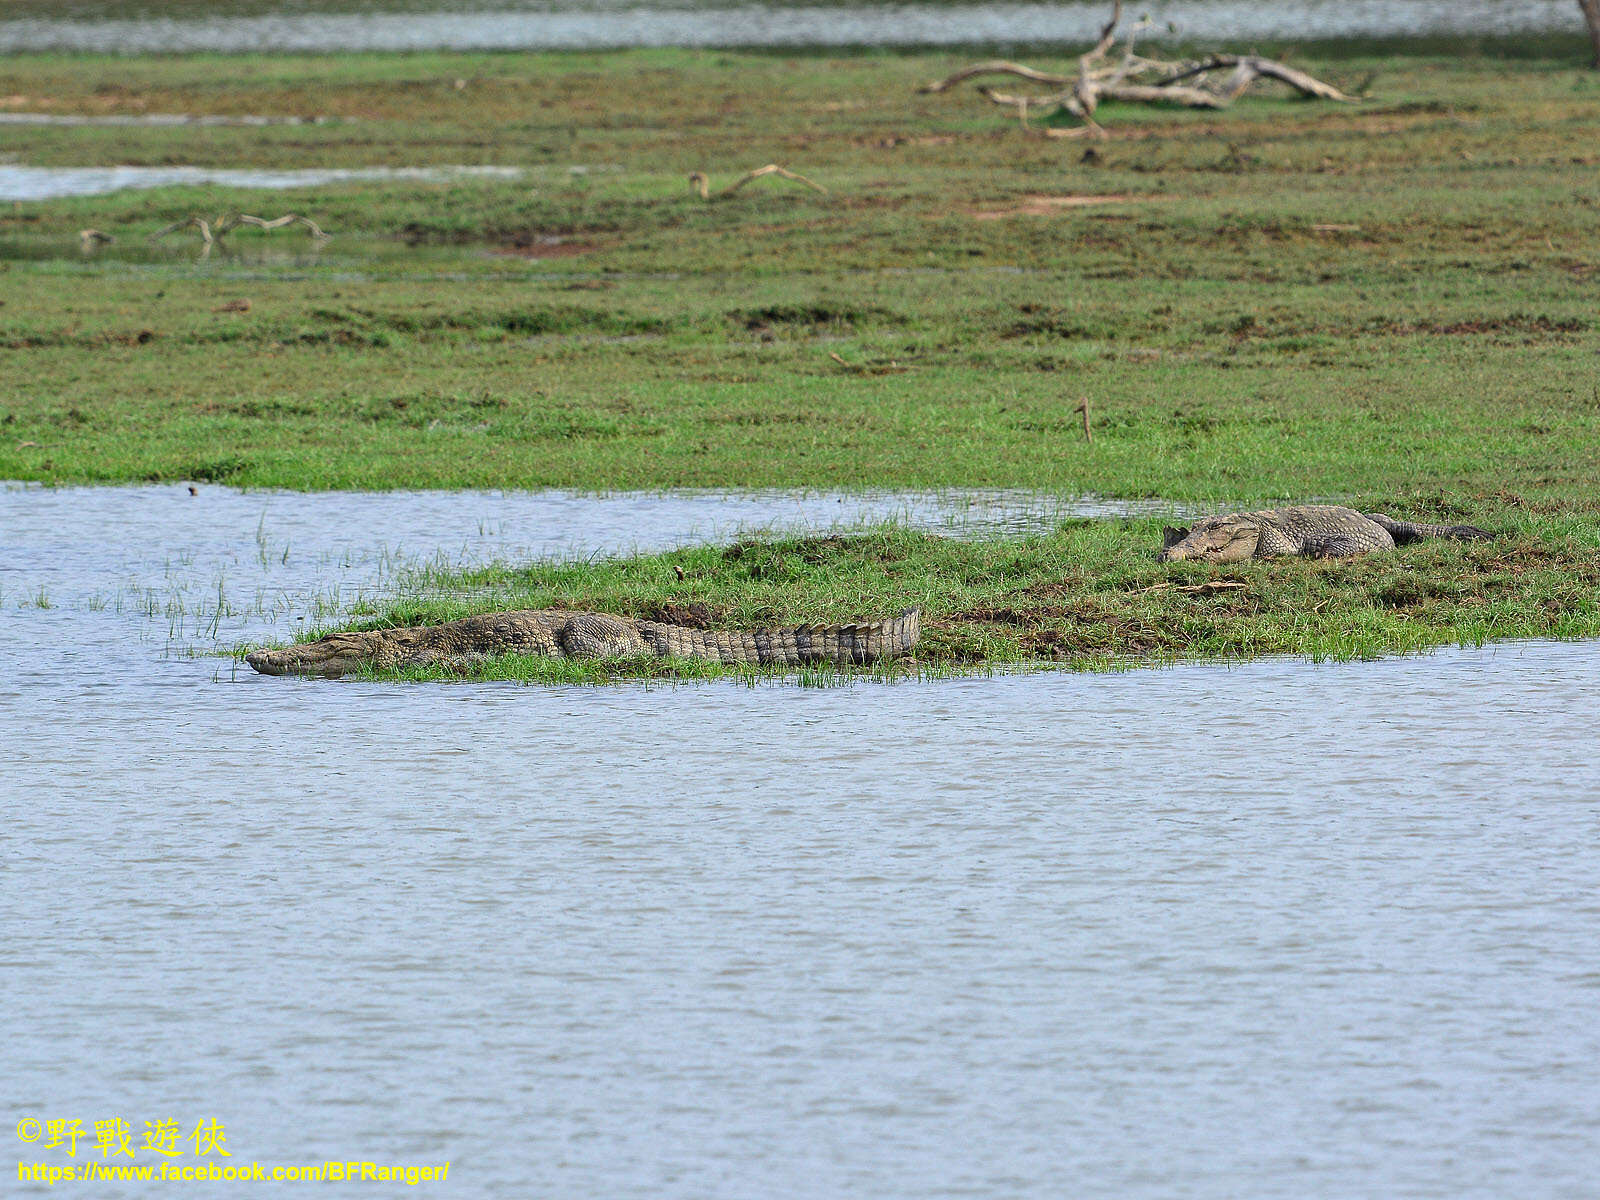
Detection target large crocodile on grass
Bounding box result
[1158,505,1492,563]
[246,607,922,678]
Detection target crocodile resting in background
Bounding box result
[1159,505,1492,562]
[246,607,922,678]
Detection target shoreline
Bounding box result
[239,516,1600,681]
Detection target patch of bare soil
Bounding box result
[862,134,960,149]
[968,194,1142,220]
[493,236,602,259]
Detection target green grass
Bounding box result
[245,512,1600,681]
[4,47,1600,500]
[5,41,1599,675]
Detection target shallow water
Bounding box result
[5,484,1599,1198]
[0,164,522,202]
[0,484,1139,671]
[0,113,334,128]
[0,0,1584,53]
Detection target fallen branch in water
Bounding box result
[219,212,329,239]
[152,215,217,244]
[921,1,1358,137]
[689,164,829,200]
[151,212,330,245]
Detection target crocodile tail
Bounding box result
[1366,513,1493,545]
[788,606,921,666]
[641,607,922,665]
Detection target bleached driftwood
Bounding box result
[218,213,329,239]
[152,213,329,245]
[152,215,217,245]
[688,164,828,200]
[922,2,1357,137]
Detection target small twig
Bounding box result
[920,61,1071,94]
[152,212,329,244]
[219,213,330,240]
[1074,396,1093,443]
[151,215,213,244]
[829,351,907,376]
[1138,580,1247,596]
[690,164,828,201]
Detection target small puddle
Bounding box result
[0,164,522,202]
[0,112,336,128]
[492,236,606,260]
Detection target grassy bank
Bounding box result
[4,43,1598,673]
[275,508,1600,681]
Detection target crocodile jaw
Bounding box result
[1158,519,1262,563]
[245,640,371,678]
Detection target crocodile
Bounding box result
[245,607,922,678]
[1158,505,1492,562]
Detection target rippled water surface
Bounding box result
[0,164,522,202]
[1,0,1586,52]
[5,484,1598,1198]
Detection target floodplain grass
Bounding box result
[4,47,1600,499]
[4,40,1600,675]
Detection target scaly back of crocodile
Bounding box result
[634,609,921,665]
[1159,505,1492,561]
[245,607,922,677]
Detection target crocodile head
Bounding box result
[1158,517,1262,563]
[245,630,387,678]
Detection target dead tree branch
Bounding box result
[922,3,1358,135]
[1153,54,1356,101]
[152,215,215,245]
[151,212,330,245]
[689,164,829,200]
[920,61,1071,93]
[218,213,330,239]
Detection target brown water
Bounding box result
[4,483,1599,1197]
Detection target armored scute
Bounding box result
[247,608,921,677]
[1159,506,1491,563]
